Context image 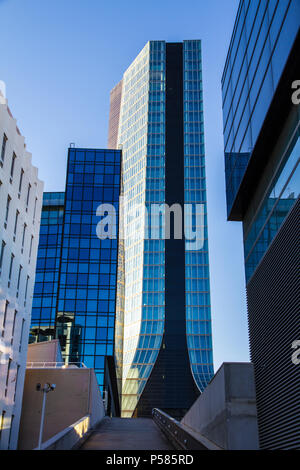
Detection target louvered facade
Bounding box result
[222,0,300,449]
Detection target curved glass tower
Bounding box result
[109,40,214,418]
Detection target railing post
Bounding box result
[36,383,56,450]
[37,387,47,450]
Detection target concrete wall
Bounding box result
[39,415,91,450]
[27,340,62,364]
[18,367,105,449]
[181,363,259,450]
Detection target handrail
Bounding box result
[27,362,87,369]
[152,408,222,451]
[34,415,90,450]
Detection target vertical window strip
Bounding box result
[18,169,24,195]
[1,134,7,163]
[10,152,16,179]
[0,240,6,273]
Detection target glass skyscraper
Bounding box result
[30,148,121,395]
[109,40,214,418]
[30,192,64,343]
[222,0,300,449]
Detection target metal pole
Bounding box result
[37,387,47,450]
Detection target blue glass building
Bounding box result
[222,0,300,449]
[30,148,121,397]
[109,41,214,418]
[30,192,64,343]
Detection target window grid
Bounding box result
[222,0,299,214]
[184,40,214,389]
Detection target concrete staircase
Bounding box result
[79,417,174,451]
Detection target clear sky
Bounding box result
[0,0,249,371]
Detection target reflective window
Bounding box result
[56,149,121,394]
[30,192,65,344]
[245,130,300,281]
[184,40,214,389]
[222,0,300,214]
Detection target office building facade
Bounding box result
[30,192,64,344]
[108,80,123,150]
[30,148,121,399]
[222,0,300,449]
[109,40,214,418]
[0,94,43,449]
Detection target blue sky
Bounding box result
[0,0,249,370]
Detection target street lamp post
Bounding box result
[36,383,56,450]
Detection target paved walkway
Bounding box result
[80,417,174,450]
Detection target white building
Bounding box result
[0,91,43,449]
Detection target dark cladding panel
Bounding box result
[247,199,300,450]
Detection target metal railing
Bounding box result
[152,408,222,451]
[27,362,87,369]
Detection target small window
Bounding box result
[33,197,38,224]
[26,183,31,208]
[2,300,9,332]
[22,223,27,249]
[17,265,22,295]
[18,169,24,197]
[5,195,11,226]
[0,240,6,274]
[13,210,19,239]
[5,358,12,393]
[8,253,14,286]
[1,134,7,163]
[13,366,19,402]
[10,153,16,180]
[24,275,29,306]
[11,310,18,340]
[29,235,34,262]
[19,319,25,352]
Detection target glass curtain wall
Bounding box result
[30,192,64,343]
[56,148,121,393]
[118,42,166,416]
[183,40,214,390]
